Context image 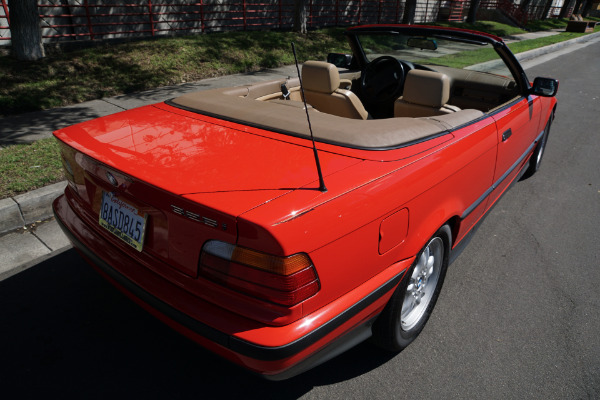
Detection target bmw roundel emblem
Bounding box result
[106,171,118,187]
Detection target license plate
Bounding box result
[99,191,147,252]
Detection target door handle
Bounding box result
[502,128,512,142]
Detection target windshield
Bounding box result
[355,31,514,79]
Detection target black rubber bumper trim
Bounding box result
[229,273,403,361]
[54,199,404,362]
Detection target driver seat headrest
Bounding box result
[403,70,451,107]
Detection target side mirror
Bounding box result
[327,53,353,69]
[531,77,559,97]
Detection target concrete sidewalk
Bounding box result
[1,29,599,281]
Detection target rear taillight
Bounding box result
[60,147,79,196]
[199,241,320,306]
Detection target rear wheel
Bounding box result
[372,225,451,351]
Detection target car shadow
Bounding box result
[0,250,398,397]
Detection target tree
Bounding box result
[293,0,308,34]
[8,0,45,61]
[581,0,593,16]
[467,0,482,24]
[520,0,533,12]
[402,0,417,24]
[541,0,555,19]
[572,0,585,14]
[559,0,575,18]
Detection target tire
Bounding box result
[522,114,553,179]
[372,225,451,351]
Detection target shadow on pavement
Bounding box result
[0,106,106,145]
[0,250,396,397]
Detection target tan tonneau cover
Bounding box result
[171,82,484,149]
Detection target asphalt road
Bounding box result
[1,40,599,399]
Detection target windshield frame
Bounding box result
[345,25,530,95]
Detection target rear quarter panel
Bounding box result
[240,115,499,317]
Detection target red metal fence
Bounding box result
[0,0,415,43]
[0,0,9,41]
[0,0,571,44]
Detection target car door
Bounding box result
[488,95,542,206]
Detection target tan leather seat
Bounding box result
[394,70,460,118]
[302,61,368,120]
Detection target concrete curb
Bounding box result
[0,181,67,234]
[513,30,600,63]
[0,198,24,232]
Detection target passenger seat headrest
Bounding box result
[302,61,340,94]
[403,70,451,108]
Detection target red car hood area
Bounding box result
[54,103,362,216]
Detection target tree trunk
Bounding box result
[293,0,308,34]
[467,0,482,24]
[8,0,45,61]
[572,0,585,15]
[559,0,574,18]
[541,0,555,19]
[520,0,533,11]
[581,0,593,17]
[402,0,417,24]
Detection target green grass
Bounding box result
[412,28,599,69]
[433,20,526,37]
[525,17,569,31]
[0,138,64,198]
[413,47,498,69]
[506,30,596,52]
[0,29,349,117]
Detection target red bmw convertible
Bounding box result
[53,25,558,380]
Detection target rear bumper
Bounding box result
[53,193,410,379]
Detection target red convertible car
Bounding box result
[53,25,558,380]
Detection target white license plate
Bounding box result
[99,191,147,252]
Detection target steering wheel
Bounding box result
[360,56,406,104]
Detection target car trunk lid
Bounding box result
[54,104,361,277]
